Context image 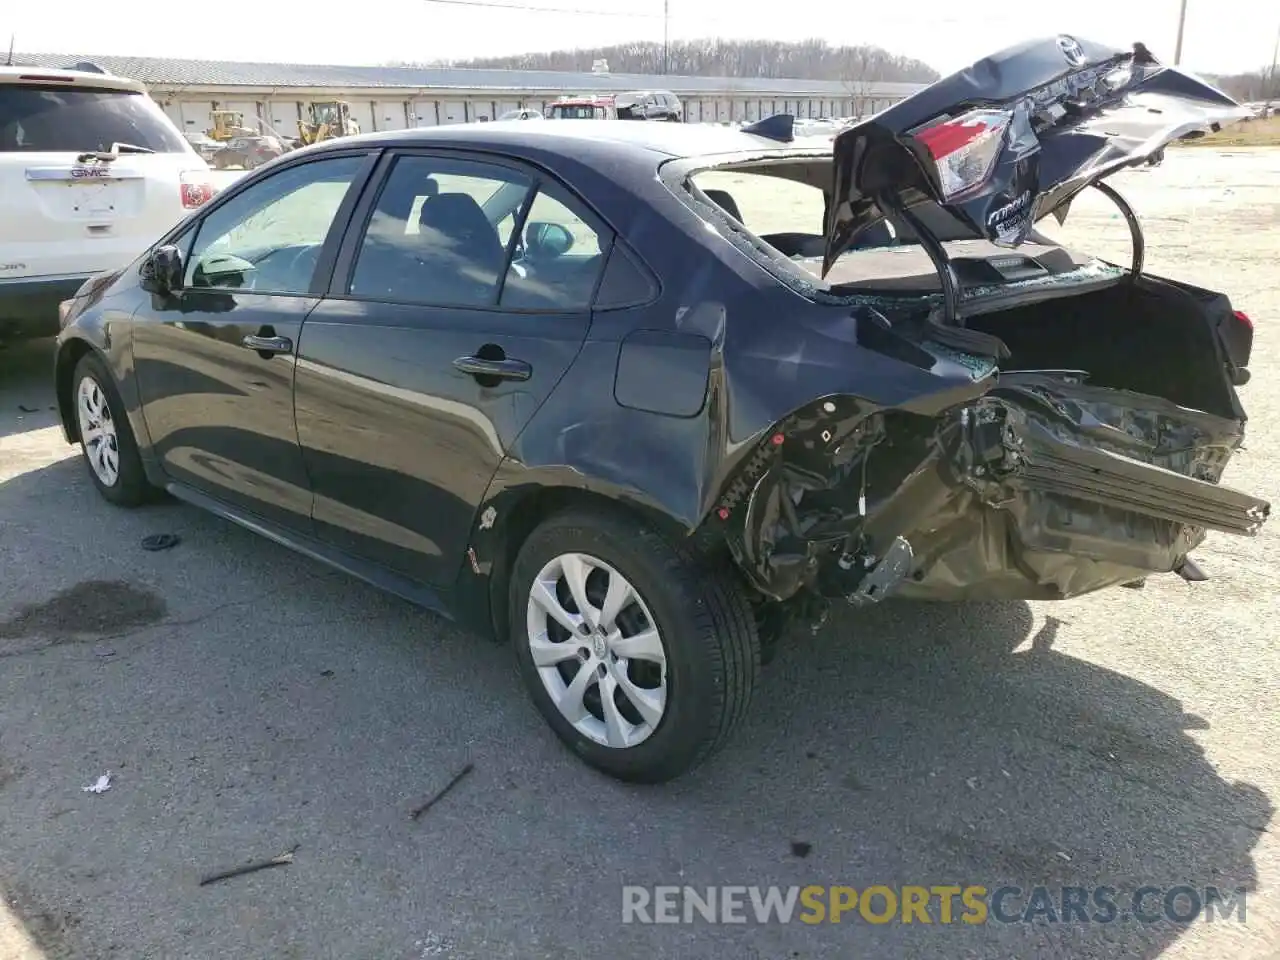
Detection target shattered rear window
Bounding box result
[684,159,1126,310]
[693,169,826,239]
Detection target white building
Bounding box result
[17,52,926,139]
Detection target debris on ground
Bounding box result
[82,773,112,794]
[199,844,299,886]
[140,534,182,552]
[409,763,474,821]
[790,840,812,858]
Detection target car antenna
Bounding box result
[5,35,15,67]
[742,113,795,143]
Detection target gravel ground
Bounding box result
[0,148,1277,960]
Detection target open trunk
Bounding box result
[715,36,1269,608]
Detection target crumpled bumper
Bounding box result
[725,371,1271,605]
[892,373,1270,601]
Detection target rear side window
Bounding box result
[0,85,188,154]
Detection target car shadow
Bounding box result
[0,337,60,441]
[0,455,1268,960]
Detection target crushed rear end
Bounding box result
[711,36,1270,610]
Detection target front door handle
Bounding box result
[242,334,293,355]
[452,355,532,382]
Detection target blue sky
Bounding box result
[8,0,1276,76]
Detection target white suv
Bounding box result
[0,64,217,343]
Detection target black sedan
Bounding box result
[53,36,1270,782]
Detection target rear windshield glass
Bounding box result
[0,85,188,154]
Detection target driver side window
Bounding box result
[185,154,365,295]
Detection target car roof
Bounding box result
[0,64,146,94]
[314,119,833,164]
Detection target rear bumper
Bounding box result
[894,375,1270,601]
[726,372,1271,605]
[0,274,94,342]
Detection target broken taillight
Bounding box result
[913,109,1012,201]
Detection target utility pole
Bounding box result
[662,0,669,74]
[1173,0,1189,65]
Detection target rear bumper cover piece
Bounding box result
[729,373,1270,605]
[899,375,1270,601]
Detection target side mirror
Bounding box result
[143,244,184,295]
[524,221,574,260]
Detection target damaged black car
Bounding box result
[55,35,1270,783]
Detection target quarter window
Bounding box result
[185,155,365,294]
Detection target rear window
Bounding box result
[0,85,188,154]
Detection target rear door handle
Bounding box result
[452,355,532,382]
[241,334,293,355]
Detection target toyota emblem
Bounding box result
[1057,35,1087,67]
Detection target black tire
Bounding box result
[510,507,760,783]
[71,352,155,507]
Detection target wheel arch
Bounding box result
[457,480,696,644]
[54,336,99,444]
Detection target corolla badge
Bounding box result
[1057,35,1087,67]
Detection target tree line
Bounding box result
[1208,66,1280,104]
[390,39,940,83]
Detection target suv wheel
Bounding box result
[510,507,760,783]
[72,353,155,507]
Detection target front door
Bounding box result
[294,151,612,587]
[132,152,373,531]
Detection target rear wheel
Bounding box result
[72,353,155,507]
[510,508,760,783]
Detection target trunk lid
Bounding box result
[823,36,1250,276]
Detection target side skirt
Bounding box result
[165,481,460,625]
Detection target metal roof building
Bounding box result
[16,51,927,134]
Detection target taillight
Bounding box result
[913,108,1012,201]
[1233,310,1254,329]
[179,171,216,210]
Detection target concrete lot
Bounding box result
[1,149,1278,960]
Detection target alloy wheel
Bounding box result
[76,375,120,487]
[525,552,668,749]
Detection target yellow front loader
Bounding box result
[297,101,361,145]
[206,110,255,142]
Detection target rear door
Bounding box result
[0,79,213,281]
[294,149,612,587]
[131,150,377,532]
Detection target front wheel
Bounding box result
[72,353,156,507]
[510,507,761,783]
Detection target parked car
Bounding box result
[0,65,217,344]
[53,36,1268,783]
[614,90,682,122]
[544,90,682,121]
[210,135,288,170]
[183,131,222,162]
[498,108,544,121]
[544,96,615,119]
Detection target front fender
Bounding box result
[54,289,147,449]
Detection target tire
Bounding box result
[510,507,761,783]
[71,352,155,507]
